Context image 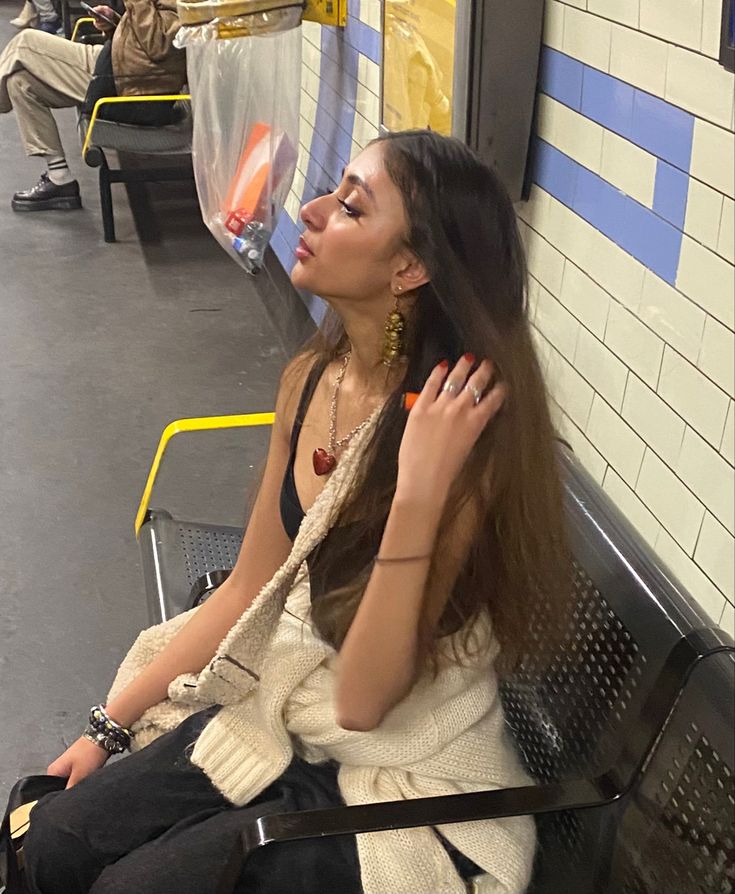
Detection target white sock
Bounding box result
[46,155,73,186]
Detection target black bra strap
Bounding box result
[288,357,329,454]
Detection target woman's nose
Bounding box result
[300,191,330,230]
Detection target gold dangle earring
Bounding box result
[382,285,406,367]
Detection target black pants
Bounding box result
[23,707,363,894]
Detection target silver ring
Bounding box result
[466,385,483,406]
[441,380,460,396]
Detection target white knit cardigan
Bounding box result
[108,418,536,894]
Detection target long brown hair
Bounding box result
[305,130,570,675]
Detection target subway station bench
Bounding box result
[70,13,194,243]
[135,417,735,894]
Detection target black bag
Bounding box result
[0,775,66,893]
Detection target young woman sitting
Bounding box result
[23,129,570,894]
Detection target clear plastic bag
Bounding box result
[176,13,301,274]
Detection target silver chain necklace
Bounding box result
[312,352,373,476]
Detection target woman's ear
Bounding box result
[394,251,430,293]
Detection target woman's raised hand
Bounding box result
[47,736,110,789]
[396,355,507,508]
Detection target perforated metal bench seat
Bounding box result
[138,509,243,623]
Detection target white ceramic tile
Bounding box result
[666,45,735,129]
[684,178,724,253]
[537,287,581,359]
[531,325,553,375]
[525,231,566,296]
[516,185,552,233]
[720,599,735,637]
[355,82,380,127]
[545,196,600,267]
[539,97,605,173]
[603,466,660,546]
[722,401,735,464]
[610,23,667,97]
[575,326,629,410]
[622,374,686,467]
[301,19,321,47]
[565,417,609,484]
[658,346,730,448]
[575,229,647,313]
[695,512,735,599]
[691,120,735,199]
[544,0,565,50]
[548,351,596,430]
[564,5,613,71]
[702,0,725,57]
[365,0,382,32]
[301,64,320,102]
[352,111,379,148]
[698,315,735,395]
[718,198,735,264]
[586,395,646,486]
[588,0,640,28]
[605,302,665,387]
[656,528,727,621]
[560,261,611,339]
[563,0,587,8]
[300,90,318,128]
[302,37,321,75]
[600,130,657,208]
[357,54,381,97]
[641,0,702,50]
[677,427,735,533]
[637,449,705,551]
[676,236,735,330]
[639,271,706,364]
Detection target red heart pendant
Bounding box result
[313,448,337,476]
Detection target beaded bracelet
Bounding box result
[83,704,134,755]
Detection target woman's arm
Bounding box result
[335,356,504,731]
[105,363,302,728]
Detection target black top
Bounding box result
[278,358,382,603]
[280,358,328,543]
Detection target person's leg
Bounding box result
[0,30,101,208]
[10,1,38,30]
[87,759,362,894]
[23,707,227,894]
[29,0,59,32]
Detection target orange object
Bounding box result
[403,392,420,410]
[223,123,297,220]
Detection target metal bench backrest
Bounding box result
[499,449,734,893]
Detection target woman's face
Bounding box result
[290,143,412,302]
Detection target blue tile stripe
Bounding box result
[541,48,695,172]
[274,22,359,306]
[534,46,698,285]
[533,138,683,284]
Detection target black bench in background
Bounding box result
[135,420,734,894]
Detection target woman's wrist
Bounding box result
[385,488,444,555]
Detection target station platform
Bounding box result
[0,0,288,803]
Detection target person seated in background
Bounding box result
[10,0,61,35]
[0,0,185,212]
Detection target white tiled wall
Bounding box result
[523,0,735,634]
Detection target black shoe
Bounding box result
[12,173,82,212]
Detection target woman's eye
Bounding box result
[337,197,361,218]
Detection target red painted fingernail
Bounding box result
[439,359,449,368]
[464,353,475,364]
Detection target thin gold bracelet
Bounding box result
[374,554,432,565]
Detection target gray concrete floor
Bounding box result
[0,2,289,804]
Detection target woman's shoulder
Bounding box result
[275,351,322,432]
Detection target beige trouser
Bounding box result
[0,29,102,156]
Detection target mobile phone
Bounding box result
[79,2,119,26]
